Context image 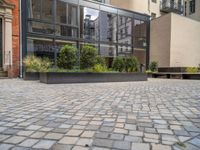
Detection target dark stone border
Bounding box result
[40,72,147,84]
[152,73,200,80]
[24,72,39,81]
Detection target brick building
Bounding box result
[0,0,20,78]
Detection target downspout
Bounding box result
[19,0,22,78]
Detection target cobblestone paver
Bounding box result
[0,79,200,150]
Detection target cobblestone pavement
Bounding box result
[0,79,200,150]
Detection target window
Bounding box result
[151,0,157,3]
[190,0,195,14]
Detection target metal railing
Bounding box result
[160,0,183,14]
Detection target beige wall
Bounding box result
[110,0,162,16]
[150,13,200,67]
[170,13,200,67]
[184,0,200,21]
[150,14,171,67]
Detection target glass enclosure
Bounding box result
[23,0,150,70]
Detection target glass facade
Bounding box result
[22,0,150,71]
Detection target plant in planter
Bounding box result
[186,67,198,73]
[149,61,158,72]
[57,45,77,69]
[80,44,98,69]
[96,56,107,67]
[125,56,139,72]
[93,64,107,73]
[112,57,125,72]
[23,55,52,72]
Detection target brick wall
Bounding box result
[8,0,20,78]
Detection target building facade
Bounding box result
[0,0,20,78]
[20,0,150,75]
[110,0,184,19]
[184,0,200,21]
[150,13,200,67]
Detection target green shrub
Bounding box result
[80,44,98,69]
[112,57,125,72]
[57,45,77,69]
[23,55,52,72]
[93,64,107,73]
[96,56,106,66]
[186,67,198,73]
[149,61,158,72]
[146,70,152,73]
[125,56,139,72]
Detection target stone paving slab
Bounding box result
[0,79,200,150]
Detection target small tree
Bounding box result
[80,44,98,69]
[125,56,139,72]
[112,57,125,72]
[57,45,77,69]
[149,61,158,72]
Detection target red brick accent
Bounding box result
[7,0,20,78]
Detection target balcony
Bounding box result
[160,0,183,14]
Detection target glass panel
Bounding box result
[134,49,146,71]
[27,38,55,59]
[133,19,147,70]
[56,0,67,24]
[68,5,78,25]
[100,44,117,57]
[28,21,55,35]
[80,7,100,41]
[41,0,53,21]
[99,11,117,43]
[118,45,132,56]
[27,0,53,22]
[133,20,147,48]
[118,16,132,45]
[27,0,41,19]
[55,25,78,38]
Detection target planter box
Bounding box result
[24,72,39,80]
[40,72,147,84]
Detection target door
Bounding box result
[0,18,2,67]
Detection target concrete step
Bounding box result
[0,70,8,77]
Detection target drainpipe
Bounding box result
[19,0,22,78]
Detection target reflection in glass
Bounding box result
[133,19,147,68]
[27,0,53,21]
[28,21,55,35]
[55,25,78,37]
[99,11,117,43]
[80,7,99,41]
[27,38,55,59]
[118,16,132,45]
[118,45,132,56]
[56,1,78,25]
[56,0,67,24]
[100,44,117,57]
